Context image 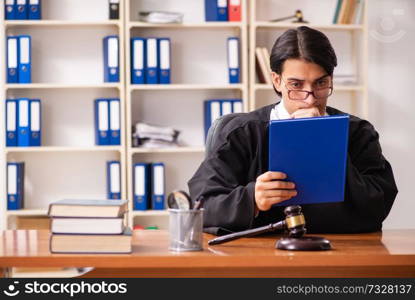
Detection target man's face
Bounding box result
[271,58,332,115]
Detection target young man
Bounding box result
[188,26,398,235]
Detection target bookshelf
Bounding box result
[1,0,370,233]
[249,0,369,119]
[124,0,248,229]
[1,0,127,230]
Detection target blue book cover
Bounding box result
[28,0,41,19]
[6,99,18,146]
[7,162,25,210]
[94,99,110,145]
[5,0,16,20]
[17,98,31,147]
[29,99,41,146]
[151,162,165,210]
[7,36,19,83]
[131,37,146,84]
[133,163,151,210]
[15,0,28,19]
[18,35,32,83]
[157,38,171,84]
[205,0,228,21]
[227,37,240,83]
[103,35,120,82]
[268,115,349,206]
[107,160,121,200]
[109,98,121,145]
[145,38,158,84]
[204,99,222,141]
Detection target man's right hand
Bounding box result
[255,171,297,211]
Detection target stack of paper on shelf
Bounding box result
[132,122,180,148]
[48,199,132,254]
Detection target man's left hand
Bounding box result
[290,107,321,119]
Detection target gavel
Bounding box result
[208,205,331,251]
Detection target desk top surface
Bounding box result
[1,230,415,268]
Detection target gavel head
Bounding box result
[284,205,306,238]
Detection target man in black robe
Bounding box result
[188,26,398,235]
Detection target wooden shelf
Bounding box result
[4,20,121,27]
[5,83,121,90]
[128,21,243,29]
[254,22,364,31]
[130,84,244,91]
[5,146,123,153]
[130,146,205,154]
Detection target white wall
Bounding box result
[367,0,415,229]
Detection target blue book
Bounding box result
[204,99,222,141]
[151,162,165,210]
[107,161,121,200]
[131,37,146,84]
[17,98,31,147]
[29,99,41,146]
[15,0,27,19]
[94,99,110,145]
[268,115,349,206]
[5,0,16,19]
[205,0,228,21]
[109,98,120,145]
[227,37,240,83]
[18,35,31,83]
[6,99,18,147]
[157,38,171,84]
[28,0,41,19]
[7,162,25,210]
[7,36,19,83]
[103,35,119,82]
[145,38,158,84]
[133,163,151,210]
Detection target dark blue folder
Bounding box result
[268,115,349,206]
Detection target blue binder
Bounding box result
[107,160,121,200]
[145,38,158,84]
[94,99,110,145]
[7,36,19,83]
[227,37,240,83]
[231,99,243,113]
[103,35,119,82]
[268,115,350,206]
[220,99,232,116]
[29,99,41,146]
[7,162,24,210]
[204,100,222,140]
[131,37,146,84]
[157,38,171,84]
[15,0,27,19]
[18,35,31,83]
[5,0,16,19]
[133,163,150,210]
[151,163,165,210]
[17,98,30,147]
[109,98,120,145]
[205,0,228,21]
[28,0,41,19]
[6,99,18,147]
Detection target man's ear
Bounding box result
[271,72,282,93]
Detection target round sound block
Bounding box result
[276,236,332,251]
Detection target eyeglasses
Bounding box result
[281,77,333,101]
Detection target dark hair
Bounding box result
[270,26,337,97]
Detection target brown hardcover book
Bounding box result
[48,199,128,218]
[338,0,349,24]
[50,228,132,254]
[255,47,268,84]
[261,47,273,84]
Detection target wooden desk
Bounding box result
[1,229,415,277]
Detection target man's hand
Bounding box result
[290,107,321,119]
[255,171,297,211]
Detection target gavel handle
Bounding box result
[208,220,286,245]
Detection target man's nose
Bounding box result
[303,92,317,105]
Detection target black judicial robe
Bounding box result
[188,104,398,235]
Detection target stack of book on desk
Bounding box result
[48,199,132,254]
